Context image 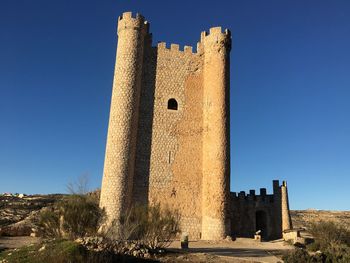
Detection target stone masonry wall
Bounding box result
[133,42,204,239]
[100,12,148,228]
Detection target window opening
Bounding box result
[167,98,178,110]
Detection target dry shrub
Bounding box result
[284,221,350,263]
[309,220,350,250]
[37,209,61,238]
[38,194,104,239]
[282,248,313,263]
[141,203,180,249]
[104,203,180,249]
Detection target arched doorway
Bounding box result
[256,210,268,239]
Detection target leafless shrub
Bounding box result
[104,203,180,249]
[37,208,61,238]
[38,195,104,239]
[66,173,90,195]
[309,220,350,250]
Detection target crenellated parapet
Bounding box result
[231,188,276,204]
[156,42,197,55]
[197,27,231,55]
[117,12,150,35]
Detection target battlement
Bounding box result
[231,180,285,204]
[156,42,197,54]
[118,11,144,20]
[231,190,275,203]
[196,26,231,54]
[154,26,231,55]
[117,11,150,34]
[200,27,231,42]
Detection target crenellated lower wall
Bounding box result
[229,180,285,240]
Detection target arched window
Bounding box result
[167,98,178,110]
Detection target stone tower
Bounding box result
[99,12,231,240]
[281,181,293,231]
[99,12,149,228]
[200,28,231,240]
[100,12,290,241]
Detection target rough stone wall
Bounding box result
[133,42,204,239]
[99,12,148,228]
[200,28,231,240]
[281,181,293,231]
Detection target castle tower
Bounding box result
[281,181,293,231]
[99,12,149,228]
[200,27,231,240]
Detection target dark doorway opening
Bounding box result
[256,210,268,239]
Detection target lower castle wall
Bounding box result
[230,189,282,240]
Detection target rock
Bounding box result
[225,235,233,241]
[38,245,46,252]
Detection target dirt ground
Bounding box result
[0,236,40,251]
[0,236,292,262]
[161,238,293,263]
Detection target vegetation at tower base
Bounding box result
[0,193,181,262]
[282,221,350,263]
[103,203,180,250]
[37,194,104,239]
[0,239,154,263]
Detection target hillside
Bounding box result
[291,209,350,229]
[1,193,349,235]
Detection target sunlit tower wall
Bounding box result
[200,27,232,240]
[281,181,293,231]
[99,12,149,228]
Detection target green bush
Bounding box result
[38,194,104,239]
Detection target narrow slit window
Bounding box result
[167,98,178,110]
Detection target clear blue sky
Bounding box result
[1,0,349,210]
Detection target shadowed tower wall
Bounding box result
[100,12,232,240]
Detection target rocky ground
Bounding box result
[0,194,63,236]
